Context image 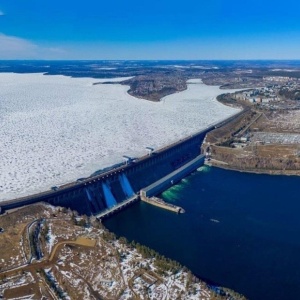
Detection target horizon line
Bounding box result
[1,59,300,62]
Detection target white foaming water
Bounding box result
[0,73,239,201]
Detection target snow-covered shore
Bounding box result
[0,73,239,201]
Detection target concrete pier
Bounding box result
[140,195,184,213]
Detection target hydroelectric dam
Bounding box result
[0,111,244,217]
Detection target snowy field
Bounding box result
[0,73,239,201]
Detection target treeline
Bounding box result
[279,88,300,100]
[40,221,50,242]
[100,230,183,275]
[39,269,66,299]
[132,241,182,275]
[29,219,43,260]
[71,213,89,227]
[102,230,117,241]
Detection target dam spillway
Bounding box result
[0,110,245,216]
[119,173,135,198]
[102,182,118,208]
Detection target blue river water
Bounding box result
[104,166,300,299]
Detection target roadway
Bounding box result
[96,194,139,220]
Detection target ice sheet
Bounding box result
[0,73,239,200]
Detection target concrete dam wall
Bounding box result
[0,128,209,215]
[0,110,245,216]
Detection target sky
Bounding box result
[0,0,300,60]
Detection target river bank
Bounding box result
[203,95,300,176]
[208,158,300,176]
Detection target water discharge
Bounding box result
[85,188,93,202]
[119,173,135,198]
[101,182,117,208]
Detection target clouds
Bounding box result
[0,33,67,59]
[0,34,37,59]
